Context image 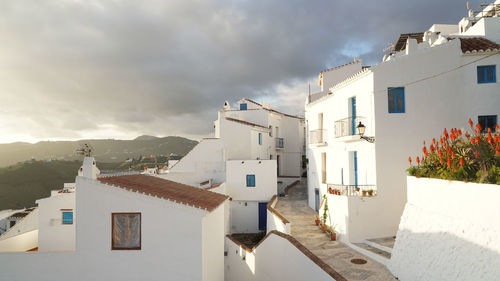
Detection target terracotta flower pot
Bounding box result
[321,224,327,232]
[362,191,367,196]
[329,232,336,241]
[315,219,320,226]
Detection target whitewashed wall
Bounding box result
[230,201,259,233]
[37,193,75,252]
[0,176,225,281]
[162,138,226,187]
[0,208,38,242]
[225,160,277,201]
[0,230,38,253]
[225,233,337,281]
[266,197,290,234]
[202,204,225,281]
[389,177,500,281]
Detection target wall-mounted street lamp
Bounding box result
[357,122,375,143]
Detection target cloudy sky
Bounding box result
[0,0,482,143]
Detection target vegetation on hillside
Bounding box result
[0,135,197,168]
[407,119,500,184]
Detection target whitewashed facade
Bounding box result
[161,99,304,233]
[0,158,228,281]
[306,3,500,242]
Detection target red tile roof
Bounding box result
[457,37,500,53]
[225,117,269,129]
[98,174,228,212]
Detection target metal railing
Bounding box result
[275,138,284,149]
[309,129,328,144]
[334,116,366,138]
[327,184,376,197]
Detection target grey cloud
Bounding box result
[0,0,481,142]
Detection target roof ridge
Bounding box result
[98,174,228,212]
[225,117,269,129]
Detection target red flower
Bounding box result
[475,136,480,144]
[475,150,479,159]
[439,157,443,164]
[443,128,449,139]
[451,152,455,159]
[408,156,412,165]
[471,138,475,145]
[438,149,443,157]
[476,123,482,132]
[432,138,436,146]
[488,133,493,145]
[455,165,459,171]
[465,132,470,139]
[496,143,500,155]
[459,158,464,167]
[468,118,473,128]
[416,157,420,165]
[496,124,499,131]
[447,157,452,169]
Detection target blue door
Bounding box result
[354,151,358,188]
[258,202,267,231]
[351,97,356,135]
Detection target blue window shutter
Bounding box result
[478,65,496,83]
[240,103,247,110]
[246,175,255,187]
[62,212,73,224]
[388,87,405,113]
[258,133,262,145]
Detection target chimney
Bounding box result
[79,157,100,179]
[406,38,418,55]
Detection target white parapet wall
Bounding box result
[266,195,290,234]
[225,231,343,281]
[389,176,500,281]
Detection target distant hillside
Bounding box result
[0,158,172,210]
[0,136,198,168]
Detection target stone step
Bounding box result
[349,242,391,266]
[363,238,394,254]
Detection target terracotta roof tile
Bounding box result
[98,174,228,212]
[457,37,500,53]
[225,117,269,129]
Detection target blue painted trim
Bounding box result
[62,211,73,224]
[351,97,356,134]
[354,151,358,188]
[388,87,405,113]
[246,174,256,187]
[258,133,262,145]
[477,65,496,84]
[240,103,248,110]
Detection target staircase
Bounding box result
[349,237,395,267]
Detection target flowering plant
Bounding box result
[407,119,500,184]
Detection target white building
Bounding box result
[306,1,500,243]
[0,157,229,281]
[161,98,305,233]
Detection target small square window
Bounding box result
[112,213,141,250]
[240,103,247,110]
[478,115,497,133]
[62,211,73,224]
[246,175,256,187]
[388,87,405,113]
[477,65,496,83]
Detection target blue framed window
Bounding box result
[258,133,262,145]
[478,115,497,133]
[477,65,496,83]
[246,175,256,187]
[62,211,73,224]
[240,103,247,110]
[388,87,405,113]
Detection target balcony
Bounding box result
[327,184,376,197]
[334,116,366,138]
[309,129,327,145]
[275,138,284,149]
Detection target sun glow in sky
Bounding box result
[0,0,482,144]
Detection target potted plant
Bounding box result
[314,214,320,226]
[321,194,328,232]
[327,225,337,241]
[367,189,374,196]
[362,190,367,196]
